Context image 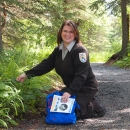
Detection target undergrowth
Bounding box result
[0,45,62,128]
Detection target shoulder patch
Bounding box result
[79,53,87,63]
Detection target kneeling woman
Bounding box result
[16,20,106,119]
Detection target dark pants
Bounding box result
[76,96,106,120]
[61,78,106,119]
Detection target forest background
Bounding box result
[0,0,130,128]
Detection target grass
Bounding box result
[90,51,111,63]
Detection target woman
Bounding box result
[16,20,106,119]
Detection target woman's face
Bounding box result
[61,25,76,45]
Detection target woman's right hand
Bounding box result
[16,73,27,82]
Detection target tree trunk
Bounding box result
[104,51,121,65]
[127,15,129,42]
[0,1,7,51]
[104,0,129,65]
[121,0,128,56]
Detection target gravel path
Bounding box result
[13,63,130,130]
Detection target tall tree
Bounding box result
[90,0,129,63]
[121,0,128,56]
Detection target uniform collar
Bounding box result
[59,40,76,52]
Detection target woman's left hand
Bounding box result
[62,92,71,102]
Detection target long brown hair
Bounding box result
[57,20,80,45]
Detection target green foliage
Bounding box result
[114,56,130,68]
[0,82,23,128]
[2,0,122,66]
[0,45,62,127]
[89,0,122,16]
[1,0,112,52]
[114,44,130,68]
[0,108,11,128]
[2,0,87,47]
[90,51,112,62]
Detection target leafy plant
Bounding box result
[114,44,130,68]
[0,82,24,128]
